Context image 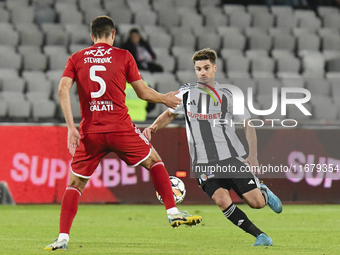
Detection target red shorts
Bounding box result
[71,125,152,178]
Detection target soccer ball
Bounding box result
[156,176,186,204]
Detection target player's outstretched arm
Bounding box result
[58,77,80,156]
[143,109,178,141]
[243,119,260,174]
[130,79,181,109]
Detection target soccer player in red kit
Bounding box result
[45,16,202,251]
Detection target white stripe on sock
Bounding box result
[66,186,81,196]
[150,161,164,170]
[223,204,236,218]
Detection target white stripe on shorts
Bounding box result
[129,148,152,167]
[71,167,92,179]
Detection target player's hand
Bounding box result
[164,91,182,110]
[243,156,261,175]
[142,126,156,141]
[68,127,80,156]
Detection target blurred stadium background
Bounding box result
[0,0,340,123]
[0,0,340,204]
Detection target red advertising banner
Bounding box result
[0,126,118,203]
[0,126,340,204]
[0,126,215,204]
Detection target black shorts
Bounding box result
[196,157,260,198]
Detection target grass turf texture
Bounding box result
[0,204,339,255]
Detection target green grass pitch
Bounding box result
[0,204,339,254]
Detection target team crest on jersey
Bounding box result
[200,174,208,181]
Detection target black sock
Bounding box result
[223,203,263,237]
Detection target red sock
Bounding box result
[150,161,176,210]
[59,186,81,234]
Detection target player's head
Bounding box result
[192,48,217,81]
[90,16,116,45]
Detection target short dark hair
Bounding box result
[90,16,116,39]
[192,48,217,64]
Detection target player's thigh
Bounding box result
[71,133,108,178]
[240,174,264,208]
[229,174,259,199]
[223,157,259,198]
[201,178,230,198]
[201,179,233,209]
[105,126,152,167]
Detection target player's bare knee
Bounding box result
[213,197,229,210]
[243,189,265,208]
[140,148,162,169]
[68,175,88,192]
[248,198,265,209]
[212,191,232,210]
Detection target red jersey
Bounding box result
[62,43,142,134]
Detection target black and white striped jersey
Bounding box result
[170,82,251,164]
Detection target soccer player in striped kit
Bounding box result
[143,48,282,246]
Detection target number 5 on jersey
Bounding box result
[90,65,106,98]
